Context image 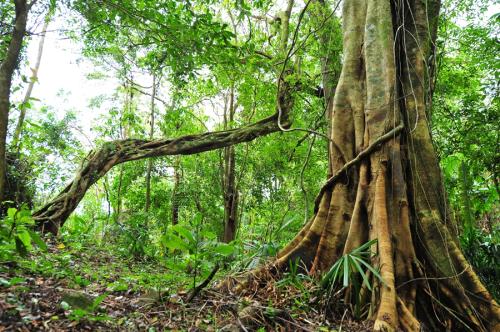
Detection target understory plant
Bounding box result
[0,205,46,261]
[321,239,383,319]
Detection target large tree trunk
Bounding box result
[241,0,499,331]
[0,0,28,203]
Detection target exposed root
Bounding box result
[372,165,397,331]
[218,135,499,331]
[397,297,420,332]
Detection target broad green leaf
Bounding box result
[164,234,188,251]
[8,277,26,286]
[7,208,17,220]
[28,230,48,251]
[17,231,32,248]
[343,255,349,287]
[171,224,195,244]
[15,238,28,257]
[213,243,235,256]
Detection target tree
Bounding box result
[222,86,239,242]
[11,13,50,152]
[239,0,499,330]
[0,0,28,202]
[144,74,157,213]
[28,0,499,330]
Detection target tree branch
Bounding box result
[34,113,290,234]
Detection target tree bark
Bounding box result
[0,0,28,203]
[11,15,49,152]
[145,74,156,213]
[232,0,499,331]
[171,156,180,225]
[222,86,239,243]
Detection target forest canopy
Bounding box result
[0,0,498,331]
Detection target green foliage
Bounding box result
[61,292,109,322]
[276,258,313,292]
[71,0,237,85]
[160,215,236,288]
[321,239,383,318]
[0,205,47,261]
[14,106,83,197]
[5,152,36,209]
[434,4,499,230]
[118,212,151,258]
[433,2,499,301]
[460,225,500,299]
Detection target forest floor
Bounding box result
[0,242,372,331]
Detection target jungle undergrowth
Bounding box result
[0,237,374,331]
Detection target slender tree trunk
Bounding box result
[0,0,28,203]
[233,0,499,331]
[101,175,111,238]
[222,86,239,243]
[12,15,49,152]
[145,74,156,213]
[115,165,124,221]
[171,156,180,225]
[117,77,137,220]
